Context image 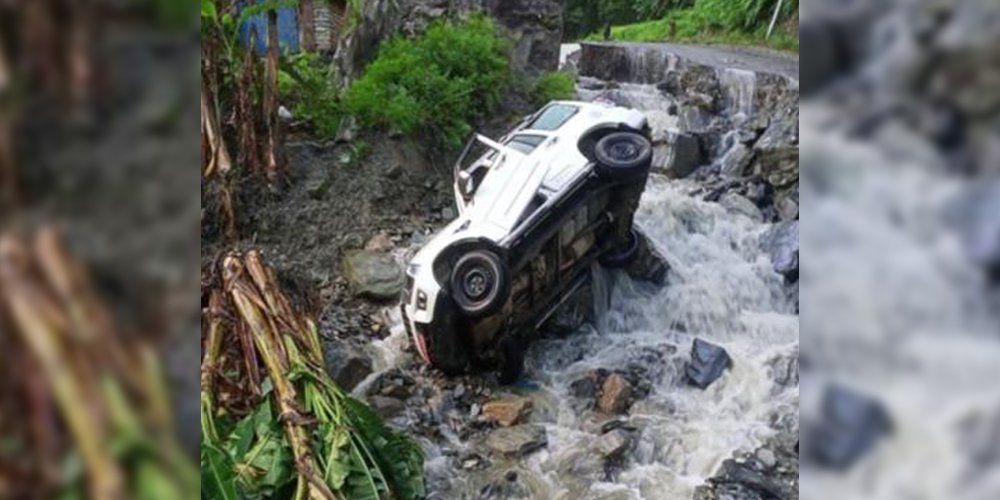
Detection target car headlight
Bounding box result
[416,291,428,311]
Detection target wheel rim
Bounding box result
[462,267,492,300]
[607,140,640,162]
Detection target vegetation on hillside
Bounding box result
[530,71,577,106]
[345,16,511,149]
[566,0,799,51]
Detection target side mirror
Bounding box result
[457,170,472,198]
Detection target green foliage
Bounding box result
[531,72,576,106]
[345,16,511,149]
[568,0,798,50]
[581,0,799,51]
[279,52,343,138]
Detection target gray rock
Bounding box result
[668,132,704,178]
[762,220,799,282]
[767,347,800,389]
[755,448,777,469]
[685,338,733,389]
[719,192,763,222]
[323,343,373,392]
[485,425,548,457]
[957,182,1000,274]
[775,189,799,221]
[441,206,456,220]
[341,250,404,301]
[719,143,753,178]
[595,429,633,460]
[577,76,607,91]
[368,395,405,419]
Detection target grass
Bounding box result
[584,11,799,53]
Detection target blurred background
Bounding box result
[0,0,199,498]
[799,0,1000,499]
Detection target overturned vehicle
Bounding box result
[401,101,665,382]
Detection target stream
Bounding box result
[363,43,800,499]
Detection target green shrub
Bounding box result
[345,16,511,149]
[531,72,576,106]
[279,52,342,138]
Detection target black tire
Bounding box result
[449,249,510,318]
[418,295,472,376]
[594,131,652,179]
[496,335,525,384]
[600,228,641,268]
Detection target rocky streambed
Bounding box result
[321,43,802,499]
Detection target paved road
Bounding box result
[564,42,799,80]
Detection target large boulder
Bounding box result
[685,338,733,389]
[323,341,373,392]
[762,220,799,282]
[341,250,404,301]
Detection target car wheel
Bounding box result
[496,335,525,384]
[594,131,652,179]
[449,249,510,318]
[600,227,641,268]
[419,295,472,375]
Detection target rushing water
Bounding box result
[798,105,1000,500]
[366,50,799,499]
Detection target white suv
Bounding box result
[401,101,654,381]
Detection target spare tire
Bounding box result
[594,131,652,179]
[600,228,641,268]
[449,249,510,318]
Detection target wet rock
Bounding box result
[774,186,799,221]
[755,145,799,188]
[767,346,799,390]
[323,342,373,392]
[679,105,714,132]
[755,448,777,469]
[341,250,404,301]
[368,395,405,419]
[482,397,533,427]
[369,369,415,399]
[956,182,1000,278]
[577,76,607,91]
[685,338,733,389]
[484,424,548,457]
[477,469,539,499]
[718,143,753,178]
[570,368,607,402]
[594,428,633,460]
[762,220,799,282]
[805,385,892,469]
[719,192,763,222]
[598,373,633,414]
[667,132,704,178]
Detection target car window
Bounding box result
[505,134,546,154]
[525,104,578,131]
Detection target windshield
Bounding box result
[525,104,578,131]
[505,134,546,154]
